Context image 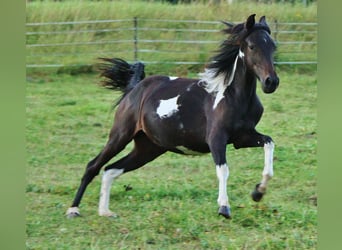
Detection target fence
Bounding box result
[26,18,317,73]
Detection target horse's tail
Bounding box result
[98,58,145,97]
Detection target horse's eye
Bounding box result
[248,45,255,50]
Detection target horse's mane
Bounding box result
[198,22,245,92]
[207,22,245,76]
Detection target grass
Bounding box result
[26,68,317,249]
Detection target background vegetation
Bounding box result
[26,0,317,249]
[26,0,317,75]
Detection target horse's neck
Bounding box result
[227,65,257,99]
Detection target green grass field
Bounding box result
[26,68,317,249]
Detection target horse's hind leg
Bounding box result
[66,129,133,218]
[98,132,166,217]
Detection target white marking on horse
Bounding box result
[239,49,245,58]
[258,141,274,193]
[216,164,230,207]
[199,50,243,109]
[213,80,227,110]
[198,69,228,110]
[66,207,80,216]
[169,76,178,80]
[156,95,180,119]
[98,168,124,217]
[213,54,240,109]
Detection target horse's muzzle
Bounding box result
[262,75,279,93]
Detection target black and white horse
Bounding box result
[67,14,279,219]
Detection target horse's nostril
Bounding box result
[265,77,272,87]
[265,76,279,87]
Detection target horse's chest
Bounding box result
[225,102,263,131]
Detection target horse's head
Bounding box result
[224,14,279,93]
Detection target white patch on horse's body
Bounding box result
[216,164,230,207]
[239,49,245,58]
[98,168,124,217]
[156,95,180,119]
[175,146,204,155]
[198,68,225,93]
[169,76,178,80]
[258,141,274,193]
[212,80,227,110]
[199,50,244,109]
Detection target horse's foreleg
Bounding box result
[208,132,231,219]
[216,163,231,219]
[252,141,274,201]
[233,130,275,202]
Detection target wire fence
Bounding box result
[26,18,317,71]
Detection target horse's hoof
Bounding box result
[66,207,81,219]
[218,206,231,219]
[251,183,264,202]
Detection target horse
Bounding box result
[66,14,279,219]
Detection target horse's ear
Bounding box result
[245,14,256,30]
[259,16,268,26]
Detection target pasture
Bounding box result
[26,69,317,249]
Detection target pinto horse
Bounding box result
[66,14,279,219]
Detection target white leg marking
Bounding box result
[156,95,180,119]
[169,76,178,80]
[66,207,80,216]
[98,168,124,217]
[216,164,230,207]
[259,141,274,192]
